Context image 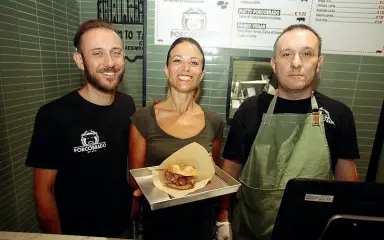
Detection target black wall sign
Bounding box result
[97,0,144,63]
[97,0,143,25]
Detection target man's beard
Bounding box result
[83,62,125,93]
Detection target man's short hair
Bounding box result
[73,19,116,52]
[273,24,322,57]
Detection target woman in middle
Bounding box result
[129,37,225,240]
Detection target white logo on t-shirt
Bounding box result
[319,107,335,125]
[73,130,107,153]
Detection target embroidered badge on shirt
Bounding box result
[73,130,107,153]
[319,107,335,125]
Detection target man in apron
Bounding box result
[216,24,360,240]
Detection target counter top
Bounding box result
[0,232,130,240]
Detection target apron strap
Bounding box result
[310,93,319,110]
[266,93,278,115]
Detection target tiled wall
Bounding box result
[77,0,144,107]
[146,0,384,180]
[0,0,80,232]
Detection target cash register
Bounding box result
[271,179,384,240]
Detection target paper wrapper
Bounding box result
[152,142,215,198]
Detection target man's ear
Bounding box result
[164,65,169,79]
[270,57,276,74]
[316,55,324,73]
[73,52,85,70]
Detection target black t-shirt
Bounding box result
[223,91,360,172]
[26,90,136,237]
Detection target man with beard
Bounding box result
[25,20,136,238]
[216,24,360,240]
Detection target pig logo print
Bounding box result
[319,107,335,125]
[81,130,99,146]
[74,130,107,153]
[297,17,305,22]
[182,8,207,31]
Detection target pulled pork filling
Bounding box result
[164,170,196,186]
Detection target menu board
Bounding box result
[154,0,384,56]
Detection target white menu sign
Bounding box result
[155,0,384,56]
[311,0,384,55]
[231,0,312,50]
[154,0,233,48]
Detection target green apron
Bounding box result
[233,93,333,240]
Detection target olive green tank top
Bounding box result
[131,105,225,167]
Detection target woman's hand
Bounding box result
[133,189,143,197]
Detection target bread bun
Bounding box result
[168,163,198,176]
[166,183,194,190]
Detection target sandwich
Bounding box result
[163,163,198,190]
